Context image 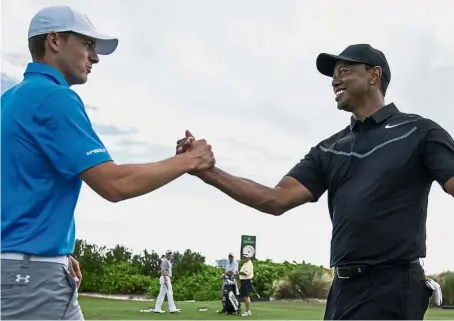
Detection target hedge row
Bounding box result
[74,239,454,304]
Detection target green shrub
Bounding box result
[74,238,453,303]
[79,271,103,293]
[96,262,153,294]
[147,265,223,301]
[426,271,454,307]
[272,263,333,299]
[440,271,454,306]
[251,260,300,297]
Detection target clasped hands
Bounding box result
[175,130,215,175]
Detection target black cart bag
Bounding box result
[220,275,241,314]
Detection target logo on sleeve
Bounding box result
[86,148,106,156]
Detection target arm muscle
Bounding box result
[198,167,313,215]
[80,155,193,202]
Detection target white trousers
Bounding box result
[154,276,177,312]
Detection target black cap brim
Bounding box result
[316,53,366,77]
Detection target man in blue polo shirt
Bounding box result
[1,5,215,320]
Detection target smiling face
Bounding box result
[47,32,99,86]
[332,61,382,112]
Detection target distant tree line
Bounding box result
[72,239,454,305]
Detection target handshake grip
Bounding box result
[176,137,189,153]
[175,134,215,172]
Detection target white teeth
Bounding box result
[335,90,345,97]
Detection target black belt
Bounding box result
[334,258,421,280]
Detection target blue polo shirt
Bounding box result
[1,63,112,256]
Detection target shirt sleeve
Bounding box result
[161,260,169,270]
[31,88,112,179]
[420,119,454,190]
[285,146,327,202]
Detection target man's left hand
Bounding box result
[69,256,82,289]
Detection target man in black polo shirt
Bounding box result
[176,44,454,319]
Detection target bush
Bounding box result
[79,258,335,301]
[426,271,454,307]
[251,260,300,297]
[79,271,103,293]
[73,239,452,303]
[147,265,223,301]
[96,262,153,294]
[440,271,454,306]
[272,263,333,300]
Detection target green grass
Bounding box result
[79,296,454,320]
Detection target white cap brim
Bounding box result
[74,30,118,55]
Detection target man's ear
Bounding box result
[45,32,66,54]
[369,66,382,86]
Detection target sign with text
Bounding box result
[240,235,256,260]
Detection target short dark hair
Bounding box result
[28,32,72,61]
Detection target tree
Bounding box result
[73,239,106,273]
[105,245,133,264]
[172,249,206,277]
[132,249,161,278]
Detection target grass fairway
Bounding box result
[79,296,454,320]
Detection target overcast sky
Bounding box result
[2,0,454,275]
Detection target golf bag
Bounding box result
[221,275,241,314]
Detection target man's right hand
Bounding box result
[179,136,215,173]
[177,131,215,173]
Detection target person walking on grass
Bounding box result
[1,5,214,320]
[152,250,181,314]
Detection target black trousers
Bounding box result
[324,262,431,320]
[240,279,252,297]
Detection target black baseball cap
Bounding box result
[316,44,391,84]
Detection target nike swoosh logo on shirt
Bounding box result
[385,120,417,129]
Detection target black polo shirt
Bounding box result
[287,103,454,267]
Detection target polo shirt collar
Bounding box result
[350,103,399,130]
[24,62,70,88]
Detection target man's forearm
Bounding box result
[113,157,194,201]
[82,155,195,202]
[198,167,283,215]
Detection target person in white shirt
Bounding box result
[152,250,181,313]
[224,252,238,277]
[222,252,239,295]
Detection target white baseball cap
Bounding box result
[166,250,172,254]
[28,6,118,55]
